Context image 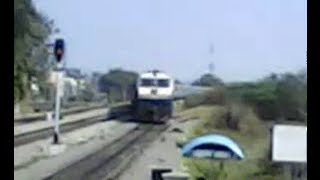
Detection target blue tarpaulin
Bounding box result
[182,134,245,160]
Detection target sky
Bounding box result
[33,0,306,82]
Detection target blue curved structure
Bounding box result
[182,134,245,160]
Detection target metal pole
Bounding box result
[218,161,226,180]
[283,163,292,180]
[53,63,63,144]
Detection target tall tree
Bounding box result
[192,73,224,87]
[14,0,52,103]
[99,69,138,102]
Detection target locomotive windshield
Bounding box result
[140,78,170,87]
[158,79,170,87]
[141,79,155,87]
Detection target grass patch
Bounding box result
[177,105,283,180]
[19,101,34,113]
[178,106,220,121]
[183,88,227,109]
[174,100,185,114]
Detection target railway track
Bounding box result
[14,104,106,124]
[14,105,133,147]
[14,115,107,147]
[14,102,130,125]
[43,123,169,180]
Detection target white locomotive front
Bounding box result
[133,70,175,123]
[137,70,175,100]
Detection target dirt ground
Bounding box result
[118,117,199,180]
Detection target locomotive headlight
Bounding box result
[151,89,157,95]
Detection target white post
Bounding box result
[162,172,190,180]
[53,63,63,144]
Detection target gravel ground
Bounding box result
[14,108,109,136]
[14,120,138,180]
[118,118,199,180]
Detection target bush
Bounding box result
[251,150,283,179]
[186,106,226,137]
[240,108,265,137]
[183,93,207,109]
[230,71,307,122]
[211,103,265,137]
[183,159,227,180]
[184,88,226,109]
[176,136,188,148]
[81,89,95,102]
[206,107,228,130]
[204,88,227,105]
[212,103,244,131]
[192,73,225,87]
[182,103,264,138]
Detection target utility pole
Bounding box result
[52,38,65,144]
[209,43,214,75]
[209,62,214,75]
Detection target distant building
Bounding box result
[47,70,80,100]
[31,83,40,94]
[47,68,95,102]
[63,77,78,99]
[65,68,89,90]
[30,76,40,97]
[90,72,103,92]
[78,79,87,90]
[65,68,85,80]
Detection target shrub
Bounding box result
[226,71,307,122]
[251,150,284,179]
[204,87,227,105]
[211,103,265,137]
[213,103,245,131]
[239,108,266,137]
[184,88,227,109]
[183,159,227,180]
[183,93,207,109]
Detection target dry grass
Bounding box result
[183,88,227,109]
[19,101,34,113]
[177,105,283,180]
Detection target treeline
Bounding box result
[185,69,307,122]
[98,69,138,103]
[182,69,307,179]
[192,73,224,87]
[14,0,53,103]
[227,69,307,122]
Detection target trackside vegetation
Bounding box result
[178,70,306,180]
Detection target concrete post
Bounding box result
[14,104,20,115]
[162,172,190,180]
[150,166,172,180]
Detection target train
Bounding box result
[132,70,175,123]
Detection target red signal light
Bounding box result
[54,39,65,63]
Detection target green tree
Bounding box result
[192,73,224,87]
[80,83,96,102]
[240,81,278,119]
[14,0,52,103]
[227,70,307,121]
[99,69,138,102]
[275,72,306,121]
[175,79,183,85]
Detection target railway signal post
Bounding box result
[52,38,65,144]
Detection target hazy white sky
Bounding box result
[34,0,306,82]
